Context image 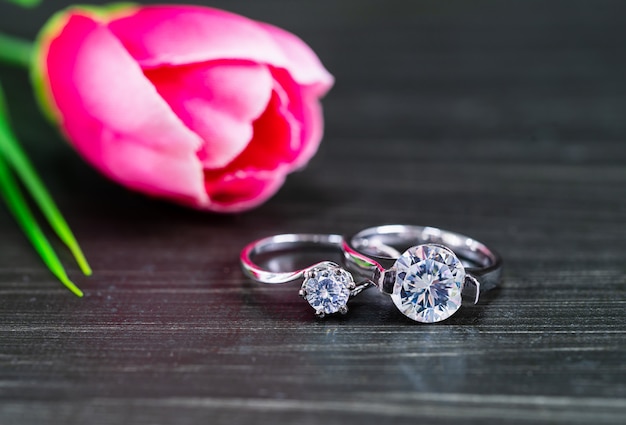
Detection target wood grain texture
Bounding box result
[0,0,625,424]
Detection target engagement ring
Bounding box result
[343,225,502,323]
[240,234,370,318]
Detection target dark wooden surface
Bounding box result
[1,1,625,424]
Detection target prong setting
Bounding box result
[301,263,354,317]
[465,274,481,304]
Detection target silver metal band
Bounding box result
[240,233,345,284]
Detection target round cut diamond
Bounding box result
[302,265,352,316]
[391,244,465,323]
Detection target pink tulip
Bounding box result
[32,4,333,212]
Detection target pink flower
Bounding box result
[32,4,333,212]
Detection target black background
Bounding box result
[0,1,625,424]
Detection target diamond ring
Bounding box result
[343,225,502,323]
[240,234,371,318]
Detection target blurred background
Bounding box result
[1,0,625,224]
[0,1,625,424]
[1,0,625,261]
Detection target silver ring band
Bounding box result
[240,234,370,317]
[343,225,502,323]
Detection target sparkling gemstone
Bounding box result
[391,244,465,323]
[302,265,353,315]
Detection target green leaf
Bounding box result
[0,33,34,69]
[2,0,42,8]
[0,154,83,297]
[0,83,92,277]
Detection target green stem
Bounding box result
[0,154,83,297]
[0,33,34,69]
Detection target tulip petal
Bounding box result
[41,12,207,202]
[144,60,273,169]
[220,87,298,173]
[257,22,334,96]
[201,87,299,212]
[223,70,323,174]
[272,69,325,170]
[106,5,333,89]
[102,132,208,206]
[204,168,287,213]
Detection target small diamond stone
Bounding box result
[391,244,465,323]
[302,265,353,316]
